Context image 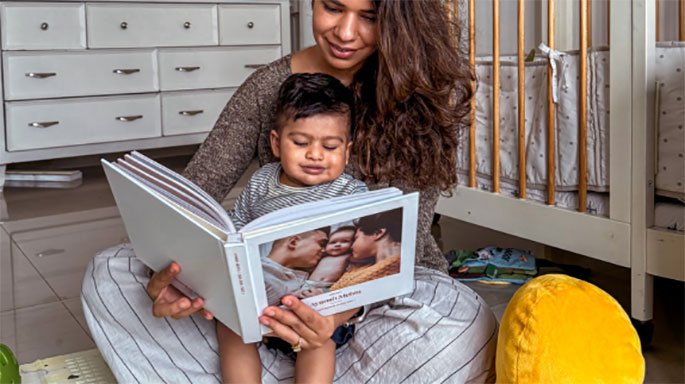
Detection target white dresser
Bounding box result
[0,0,291,188]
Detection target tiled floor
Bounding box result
[1,154,683,383]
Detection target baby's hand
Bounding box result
[298,288,325,298]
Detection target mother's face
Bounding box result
[312,0,379,74]
[350,229,376,261]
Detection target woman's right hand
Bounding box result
[146,262,214,320]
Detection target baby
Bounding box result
[298,226,356,297]
[218,73,367,384]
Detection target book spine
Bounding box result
[224,242,262,343]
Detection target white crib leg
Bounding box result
[631,267,654,347]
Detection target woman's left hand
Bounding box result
[259,296,359,350]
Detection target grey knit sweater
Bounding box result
[183,55,448,273]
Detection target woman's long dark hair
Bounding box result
[352,0,472,193]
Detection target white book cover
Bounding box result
[102,152,418,343]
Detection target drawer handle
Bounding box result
[36,248,65,258]
[29,121,59,128]
[25,72,57,79]
[120,22,128,30]
[184,21,191,29]
[179,110,204,116]
[244,64,266,69]
[113,68,141,75]
[247,21,254,29]
[41,22,49,31]
[116,115,143,122]
[175,66,200,72]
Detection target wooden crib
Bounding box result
[437,0,685,342]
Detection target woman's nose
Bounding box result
[334,13,358,42]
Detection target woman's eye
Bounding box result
[293,141,307,147]
[323,145,338,150]
[361,15,377,22]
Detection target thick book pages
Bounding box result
[103,152,418,343]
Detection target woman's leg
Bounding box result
[332,266,498,384]
[81,244,224,383]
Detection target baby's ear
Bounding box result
[270,130,281,158]
[344,141,352,164]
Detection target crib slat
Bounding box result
[469,0,476,188]
[656,0,660,41]
[588,0,593,47]
[493,0,501,193]
[518,0,526,199]
[547,0,556,205]
[579,0,589,213]
[678,0,685,41]
[608,0,611,45]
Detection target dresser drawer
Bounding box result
[158,46,281,91]
[219,4,281,45]
[87,3,218,48]
[0,3,86,50]
[162,89,235,136]
[3,50,158,101]
[5,95,161,151]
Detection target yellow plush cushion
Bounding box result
[495,274,645,384]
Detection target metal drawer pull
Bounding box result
[247,21,254,28]
[179,110,204,116]
[116,115,143,122]
[41,22,49,30]
[244,64,266,69]
[175,66,200,72]
[113,68,140,75]
[36,248,65,258]
[120,21,128,29]
[25,72,57,79]
[184,21,191,29]
[29,121,59,128]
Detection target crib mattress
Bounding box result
[459,43,684,201]
[655,201,685,232]
[655,42,685,201]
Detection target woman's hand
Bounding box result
[259,295,359,350]
[146,262,213,320]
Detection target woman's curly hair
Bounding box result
[352,0,473,193]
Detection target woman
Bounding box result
[81,0,497,382]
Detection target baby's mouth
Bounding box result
[301,166,325,175]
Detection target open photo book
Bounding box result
[102,151,419,343]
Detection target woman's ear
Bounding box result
[270,130,281,158]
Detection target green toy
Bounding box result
[0,344,21,384]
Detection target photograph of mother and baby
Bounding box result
[260,208,403,306]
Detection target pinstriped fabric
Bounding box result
[230,162,369,229]
[82,245,497,383]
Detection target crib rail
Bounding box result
[460,0,681,215]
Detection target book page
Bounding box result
[119,157,222,225]
[240,188,402,233]
[129,151,236,232]
[115,162,227,231]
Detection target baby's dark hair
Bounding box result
[274,73,355,137]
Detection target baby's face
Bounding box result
[325,229,355,256]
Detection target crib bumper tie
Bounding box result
[538,43,563,104]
